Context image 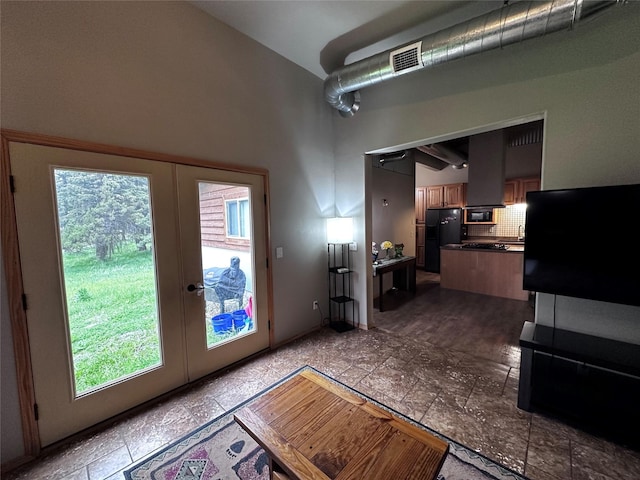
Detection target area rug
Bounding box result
[125,366,528,480]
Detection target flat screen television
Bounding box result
[523,184,640,307]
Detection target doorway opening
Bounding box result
[367,115,545,325]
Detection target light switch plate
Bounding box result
[349,242,357,251]
[276,247,283,258]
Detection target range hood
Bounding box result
[465,130,506,208]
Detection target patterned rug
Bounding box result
[125,366,528,480]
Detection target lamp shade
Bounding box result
[326,217,353,244]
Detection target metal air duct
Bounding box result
[417,144,468,168]
[324,0,620,117]
[378,151,407,166]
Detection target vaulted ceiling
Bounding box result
[191,1,503,79]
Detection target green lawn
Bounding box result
[63,245,161,393]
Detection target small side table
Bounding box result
[373,256,416,312]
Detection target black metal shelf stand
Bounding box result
[327,243,355,332]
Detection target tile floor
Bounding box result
[4,281,640,480]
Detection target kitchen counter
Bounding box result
[465,237,524,245]
[440,245,529,301]
[443,243,524,253]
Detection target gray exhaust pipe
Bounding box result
[324,0,620,117]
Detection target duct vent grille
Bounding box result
[390,42,423,74]
[507,124,544,147]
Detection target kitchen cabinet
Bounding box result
[426,186,444,209]
[415,187,427,268]
[504,177,540,205]
[416,224,425,267]
[416,183,464,269]
[415,187,426,223]
[520,177,541,202]
[426,183,465,209]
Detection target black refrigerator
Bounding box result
[425,208,462,273]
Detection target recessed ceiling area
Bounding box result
[375,120,544,172]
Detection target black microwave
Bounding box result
[465,208,494,223]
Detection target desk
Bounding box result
[373,256,416,312]
[234,370,448,480]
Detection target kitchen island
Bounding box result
[440,243,529,301]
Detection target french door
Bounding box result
[177,164,269,379]
[9,141,269,446]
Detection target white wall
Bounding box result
[1,1,334,464]
[333,4,640,334]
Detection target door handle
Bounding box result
[186,282,205,296]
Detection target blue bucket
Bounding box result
[212,313,233,333]
[232,309,247,330]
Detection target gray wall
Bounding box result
[371,160,415,256]
[371,160,415,301]
[333,5,640,335]
[1,1,334,464]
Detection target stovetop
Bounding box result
[462,242,509,250]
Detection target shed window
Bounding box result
[226,198,249,238]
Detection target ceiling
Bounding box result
[190,1,544,170]
[191,1,504,79]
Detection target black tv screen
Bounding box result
[523,184,640,307]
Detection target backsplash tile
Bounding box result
[468,205,527,239]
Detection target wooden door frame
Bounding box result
[0,129,274,462]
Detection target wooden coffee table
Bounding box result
[234,370,448,480]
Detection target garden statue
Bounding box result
[213,256,246,313]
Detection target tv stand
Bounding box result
[518,321,640,444]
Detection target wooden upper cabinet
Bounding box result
[520,177,541,203]
[504,180,519,205]
[504,177,540,205]
[415,187,426,223]
[426,186,444,209]
[426,183,465,209]
[444,183,465,208]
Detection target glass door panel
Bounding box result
[199,183,255,348]
[52,169,162,395]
